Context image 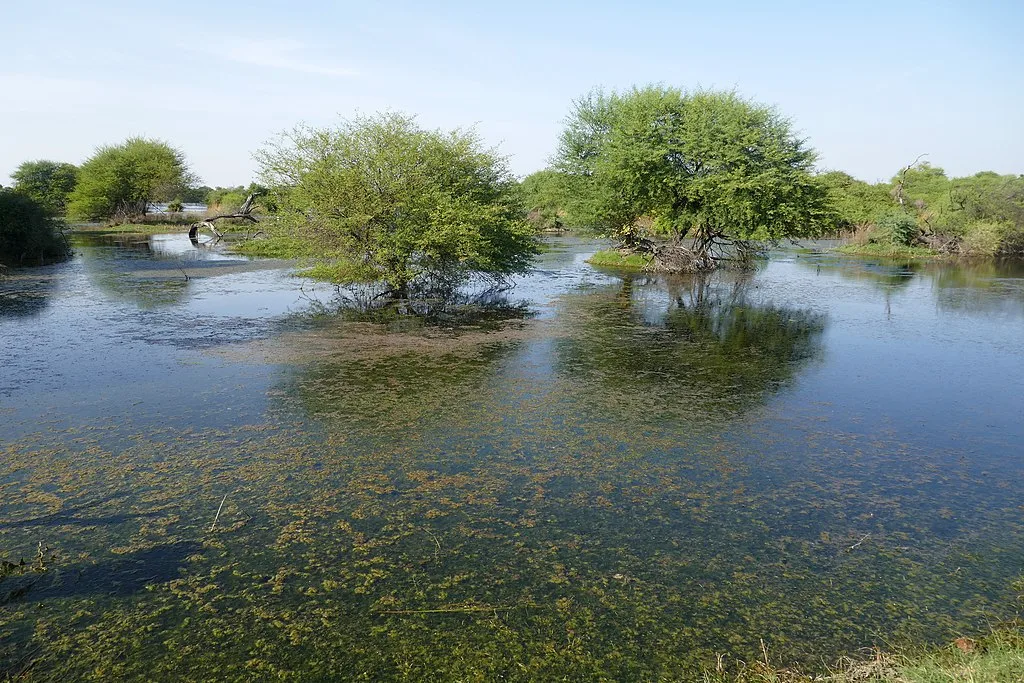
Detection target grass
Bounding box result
[695,626,1024,682]
[587,248,653,270]
[833,243,938,259]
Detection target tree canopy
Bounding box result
[11,160,78,216]
[255,112,538,296]
[0,189,70,268]
[67,137,196,222]
[554,86,832,270]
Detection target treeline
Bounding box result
[4,85,1023,273]
[522,161,1024,257]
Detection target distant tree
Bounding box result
[256,112,538,297]
[520,170,577,231]
[11,160,78,216]
[181,185,213,204]
[817,171,892,230]
[67,137,197,223]
[555,86,832,271]
[0,189,70,267]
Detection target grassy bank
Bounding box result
[695,625,1024,682]
[833,243,939,259]
[587,248,652,270]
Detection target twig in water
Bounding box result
[376,605,513,615]
[848,533,870,551]
[425,529,442,560]
[209,494,228,532]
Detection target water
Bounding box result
[1,233,1022,680]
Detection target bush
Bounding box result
[872,209,919,246]
[0,190,71,267]
[167,199,184,213]
[960,221,1008,256]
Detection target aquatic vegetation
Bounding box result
[1,235,1022,680]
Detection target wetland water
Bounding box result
[1,233,1023,680]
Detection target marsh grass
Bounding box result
[587,248,654,270]
[834,243,938,259]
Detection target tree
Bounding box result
[520,170,578,231]
[67,137,197,222]
[10,160,78,216]
[817,171,892,231]
[555,86,832,271]
[255,112,538,297]
[0,189,70,267]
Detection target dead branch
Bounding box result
[189,192,260,241]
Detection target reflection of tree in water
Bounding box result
[74,233,192,309]
[278,296,532,430]
[930,259,1024,317]
[0,271,58,318]
[555,273,827,422]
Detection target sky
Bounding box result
[2,0,1022,187]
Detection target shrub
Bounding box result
[167,199,185,213]
[960,221,1007,256]
[872,210,919,246]
[0,190,71,267]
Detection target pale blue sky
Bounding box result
[2,0,1022,186]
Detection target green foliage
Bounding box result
[206,185,247,211]
[255,112,538,294]
[554,86,832,248]
[894,162,949,211]
[520,169,577,230]
[586,249,653,270]
[931,172,1024,254]
[0,189,71,267]
[166,199,184,213]
[873,209,919,246]
[10,160,78,216]
[67,137,197,222]
[817,170,892,230]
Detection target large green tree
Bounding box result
[555,86,832,271]
[11,160,78,216]
[67,137,196,222]
[255,112,538,297]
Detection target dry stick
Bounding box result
[376,606,513,615]
[209,494,228,532]
[848,533,871,551]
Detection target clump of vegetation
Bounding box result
[520,169,580,232]
[251,112,539,298]
[10,160,78,216]
[0,189,71,268]
[552,86,832,272]
[586,249,653,270]
[67,137,198,224]
[825,161,1024,259]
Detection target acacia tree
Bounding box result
[555,86,832,271]
[256,113,538,298]
[11,160,78,216]
[67,137,196,222]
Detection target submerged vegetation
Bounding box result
[1,71,1023,680]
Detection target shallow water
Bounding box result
[1,233,1023,680]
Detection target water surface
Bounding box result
[1,233,1022,680]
